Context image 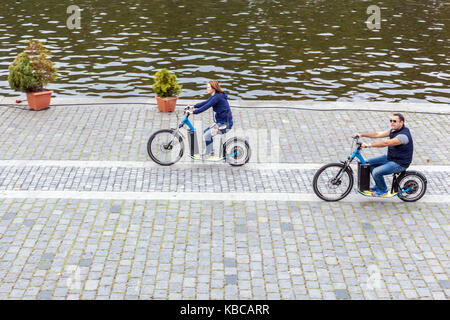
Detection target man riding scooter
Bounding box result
[353,113,413,197]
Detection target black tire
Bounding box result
[147,129,184,166]
[224,137,251,167]
[397,171,427,202]
[312,163,354,202]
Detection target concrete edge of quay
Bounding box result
[1,95,449,113]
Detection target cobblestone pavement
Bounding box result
[0,199,448,300]
[0,164,448,195]
[0,102,448,300]
[0,103,448,165]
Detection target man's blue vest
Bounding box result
[387,125,413,168]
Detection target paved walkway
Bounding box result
[0,98,448,299]
[0,161,448,203]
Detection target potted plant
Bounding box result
[152,68,182,112]
[8,40,58,111]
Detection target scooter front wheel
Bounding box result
[147,129,184,166]
[312,163,354,201]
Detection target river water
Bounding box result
[0,0,449,102]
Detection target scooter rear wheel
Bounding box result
[224,137,251,167]
[397,172,427,202]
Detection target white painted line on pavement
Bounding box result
[0,160,321,170]
[0,160,449,172]
[0,190,448,203]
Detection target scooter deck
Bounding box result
[189,155,226,162]
[189,152,237,162]
[356,189,399,198]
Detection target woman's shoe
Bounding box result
[191,154,202,160]
[205,155,223,161]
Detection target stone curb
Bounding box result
[1,96,448,114]
[236,100,450,114]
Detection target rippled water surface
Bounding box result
[0,0,449,102]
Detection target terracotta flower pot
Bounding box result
[26,90,53,111]
[155,96,177,112]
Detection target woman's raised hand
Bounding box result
[186,105,194,115]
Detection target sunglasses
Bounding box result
[390,119,398,123]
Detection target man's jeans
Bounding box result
[368,155,406,192]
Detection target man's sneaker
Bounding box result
[357,189,374,197]
[370,186,378,192]
[380,191,399,198]
[375,190,389,197]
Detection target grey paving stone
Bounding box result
[38,262,52,270]
[335,289,350,299]
[23,220,35,227]
[79,259,93,267]
[224,259,237,268]
[37,291,53,300]
[110,205,122,213]
[2,213,16,220]
[439,280,450,289]
[361,223,373,230]
[226,275,237,285]
[41,253,55,261]
[54,287,68,297]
